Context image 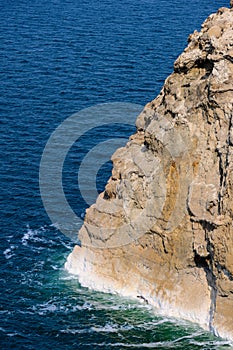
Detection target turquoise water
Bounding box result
[1,226,232,349]
[1,0,232,348]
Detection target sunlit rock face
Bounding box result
[66,5,233,341]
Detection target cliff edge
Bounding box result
[65,5,233,340]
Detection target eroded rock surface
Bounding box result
[66,5,233,340]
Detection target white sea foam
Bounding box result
[0,326,25,338]
[3,245,16,259]
[190,339,233,348]
[7,331,24,337]
[60,323,134,336]
[89,302,147,312]
[21,226,46,246]
[58,239,74,250]
[32,299,94,315]
[91,322,134,333]
[59,274,79,281]
[0,310,10,315]
[80,340,188,348]
[72,301,93,311]
[65,250,233,343]
[60,328,89,335]
[32,300,58,315]
[82,333,233,348]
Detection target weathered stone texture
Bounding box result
[66,6,233,340]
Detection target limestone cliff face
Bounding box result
[65,6,233,340]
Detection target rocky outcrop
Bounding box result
[65,5,233,340]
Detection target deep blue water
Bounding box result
[1,0,232,349]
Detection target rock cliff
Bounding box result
[65,5,233,340]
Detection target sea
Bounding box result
[1,0,233,349]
